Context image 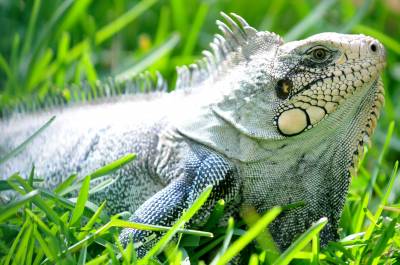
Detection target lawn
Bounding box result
[0,0,399,264]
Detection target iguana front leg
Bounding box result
[119,144,241,256]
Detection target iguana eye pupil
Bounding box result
[276,79,293,99]
[313,48,327,60]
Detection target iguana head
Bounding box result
[177,13,386,163]
[271,33,386,137]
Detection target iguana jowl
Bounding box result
[0,13,386,254]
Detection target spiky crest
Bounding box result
[1,12,283,119]
[175,12,283,90]
[0,72,168,119]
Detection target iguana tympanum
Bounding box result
[0,13,386,256]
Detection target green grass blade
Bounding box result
[81,51,98,88]
[170,0,189,35]
[210,217,234,265]
[9,175,62,226]
[182,3,209,56]
[54,174,77,194]
[0,116,55,165]
[364,161,398,240]
[354,122,395,233]
[21,0,42,57]
[25,208,54,237]
[140,186,213,263]
[59,0,93,33]
[3,218,30,265]
[89,153,136,180]
[217,207,282,265]
[95,0,157,45]
[367,217,398,264]
[353,25,400,54]
[33,226,56,262]
[14,220,33,265]
[116,33,180,81]
[77,244,87,265]
[59,154,136,196]
[0,53,13,80]
[204,199,225,229]
[340,0,373,33]
[0,180,13,191]
[69,175,91,227]
[26,48,54,90]
[77,201,107,240]
[273,217,328,265]
[0,190,39,223]
[284,0,337,41]
[67,218,212,254]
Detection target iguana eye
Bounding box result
[310,47,329,62]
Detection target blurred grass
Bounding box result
[0,0,399,264]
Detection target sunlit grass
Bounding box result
[0,0,399,264]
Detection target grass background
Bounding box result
[0,0,399,264]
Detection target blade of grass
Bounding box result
[14,219,33,265]
[216,207,282,265]
[67,218,213,254]
[25,208,54,237]
[182,3,209,56]
[54,174,77,194]
[284,0,337,41]
[77,244,87,265]
[170,0,189,35]
[116,33,180,81]
[0,190,39,223]
[39,188,108,222]
[354,122,395,233]
[59,0,93,33]
[0,53,13,80]
[69,175,91,227]
[0,116,55,165]
[364,161,398,240]
[81,51,98,88]
[26,48,54,90]
[382,205,400,213]
[77,201,107,240]
[273,217,328,265]
[340,0,373,33]
[21,0,42,57]
[95,0,157,45]
[210,217,235,265]
[10,175,62,226]
[353,25,400,54]
[367,217,398,264]
[204,199,225,230]
[60,153,136,196]
[89,153,136,180]
[3,218,30,265]
[140,186,213,263]
[33,226,56,262]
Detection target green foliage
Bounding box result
[0,0,400,264]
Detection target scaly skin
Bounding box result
[0,13,386,257]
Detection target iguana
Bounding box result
[0,13,386,257]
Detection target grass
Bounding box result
[0,0,400,264]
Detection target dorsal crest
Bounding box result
[175,12,284,90]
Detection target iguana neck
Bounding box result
[176,76,383,167]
